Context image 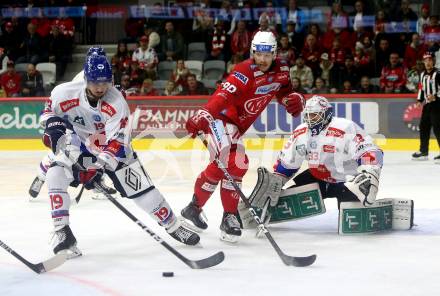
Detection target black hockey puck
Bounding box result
[162,272,174,277]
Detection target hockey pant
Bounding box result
[46,152,178,230]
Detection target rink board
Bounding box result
[0,138,439,151]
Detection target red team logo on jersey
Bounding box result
[101,101,116,117]
[60,98,80,112]
[326,127,345,138]
[244,96,272,115]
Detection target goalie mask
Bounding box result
[303,95,333,136]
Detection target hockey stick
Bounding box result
[74,185,85,204]
[93,182,225,269]
[0,239,67,274]
[198,133,316,267]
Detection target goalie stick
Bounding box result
[0,239,67,274]
[93,182,225,269]
[198,133,316,267]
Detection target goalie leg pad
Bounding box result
[338,198,414,235]
[238,183,325,228]
[249,167,285,209]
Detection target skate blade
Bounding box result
[412,156,428,161]
[91,194,110,200]
[60,247,83,260]
[220,231,240,243]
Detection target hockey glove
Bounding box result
[43,116,67,153]
[185,109,215,138]
[345,165,381,207]
[79,169,104,190]
[280,92,305,117]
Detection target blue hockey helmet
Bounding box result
[84,55,112,84]
[87,46,106,57]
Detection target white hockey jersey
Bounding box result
[276,117,381,183]
[40,80,131,158]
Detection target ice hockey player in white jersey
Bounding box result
[28,46,113,199]
[250,95,383,211]
[41,52,200,258]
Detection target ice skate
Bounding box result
[52,225,82,259]
[220,212,241,243]
[412,151,428,160]
[181,195,208,232]
[166,217,200,246]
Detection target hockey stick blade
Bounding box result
[1,240,68,274]
[182,251,225,269]
[93,183,225,269]
[74,185,85,204]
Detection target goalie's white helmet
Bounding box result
[251,31,277,57]
[303,95,333,135]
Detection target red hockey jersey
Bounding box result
[204,58,292,134]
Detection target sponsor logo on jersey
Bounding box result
[254,70,264,77]
[120,117,128,128]
[101,101,116,117]
[326,127,345,138]
[277,73,289,80]
[296,144,307,156]
[233,71,249,85]
[310,141,317,149]
[323,145,335,153]
[244,96,272,115]
[280,66,289,72]
[60,98,79,112]
[93,114,102,122]
[268,76,274,82]
[73,116,85,125]
[356,143,374,152]
[355,133,364,144]
[255,77,266,85]
[255,82,281,94]
[292,127,307,138]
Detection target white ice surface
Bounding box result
[0,150,439,296]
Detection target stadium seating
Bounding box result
[185,60,203,80]
[203,60,225,80]
[157,61,176,80]
[187,42,206,61]
[36,63,56,87]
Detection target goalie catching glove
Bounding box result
[344,165,381,207]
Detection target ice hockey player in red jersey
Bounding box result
[181,31,305,242]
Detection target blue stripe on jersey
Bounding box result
[274,160,298,178]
